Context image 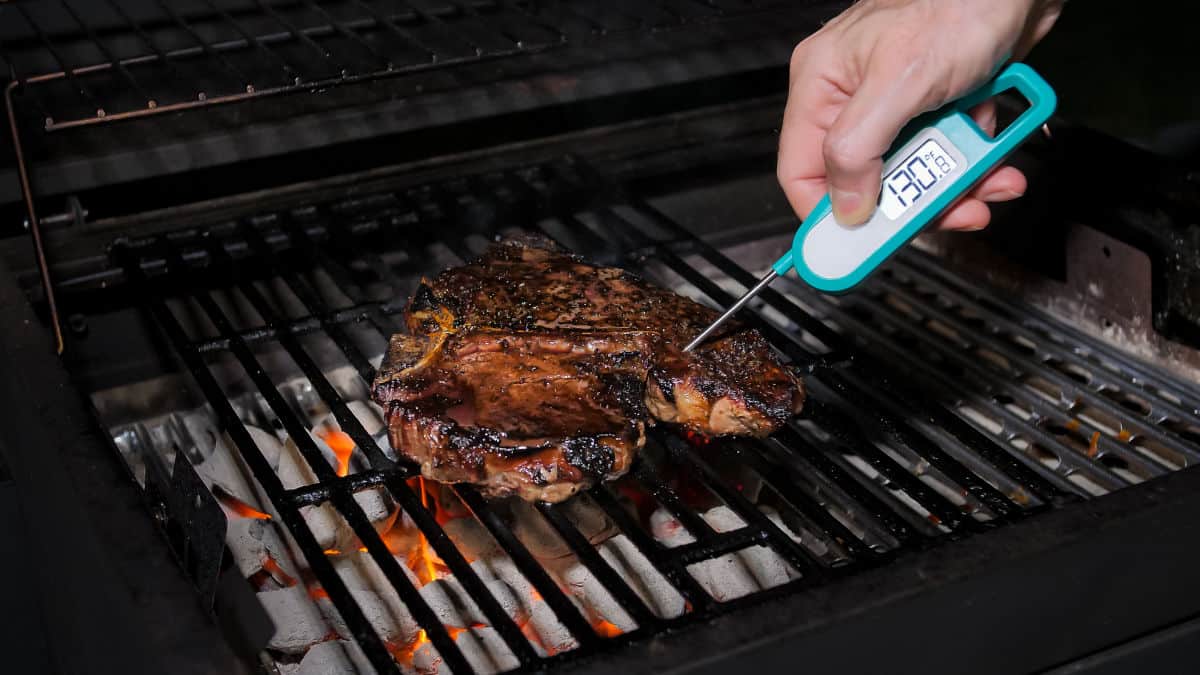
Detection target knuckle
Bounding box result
[822,133,863,172]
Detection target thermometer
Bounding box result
[683,62,1056,352]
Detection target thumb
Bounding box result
[823,66,947,226]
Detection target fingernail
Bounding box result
[831,189,866,226]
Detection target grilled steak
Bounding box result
[373,236,804,502]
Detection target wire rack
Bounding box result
[59,154,1200,673]
[0,0,781,132]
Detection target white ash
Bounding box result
[557,558,636,633]
[511,500,614,561]
[319,588,419,646]
[649,507,759,602]
[649,508,696,547]
[441,518,503,562]
[258,586,331,654]
[524,597,578,656]
[599,535,685,619]
[227,518,300,584]
[330,550,421,646]
[762,505,829,558]
[702,506,796,589]
[196,434,260,507]
[296,640,355,675]
[412,627,520,675]
[180,410,221,459]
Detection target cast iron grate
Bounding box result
[0,0,788,131]
[67,155,1199,673]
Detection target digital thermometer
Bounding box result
[684,63,1056,352]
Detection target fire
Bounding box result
[212,485,272,520]
[407,478,444,584]
[317,427,357,477]
[594,620,624,638]
[324,548,342,556]
[262,557,297,587]
[1087,431,1101,458]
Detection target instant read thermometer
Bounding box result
[683,62,1056,352]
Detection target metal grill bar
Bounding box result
[111,241,408,674]
[70,155,1200,673]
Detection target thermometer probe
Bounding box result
[683,63,1055,353]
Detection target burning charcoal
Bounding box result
[227,518,300,585]
[179,409,220,459]
[346,400,385,438]
[332,550,423,639]
[296,640,355,675]
[762,505,828,559]
[557,560,636,633]
[599,535,685,619]
[318,588,420,646]
[258,586,332,654]
[197,434,260,507]
[418,578,468,628]
[524,597,579,656]
[702,506,794,590]
[648,507,758,602]
[412,627,520,675]
[511,500,613,561]
[442,518,503,561]
[649,508,696,547]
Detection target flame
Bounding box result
[308,586,329,601]
[213,485,271,520]
[317,427,357,477]
[1118,429,1133,442]
[262,557,297,587]
[324,548,342,556]
[407,478,442,584]
[1087,431,1101,458]
[594,620,624,638]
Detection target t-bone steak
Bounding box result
[372,236,804,502]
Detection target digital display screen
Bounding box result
[879,139,959,220]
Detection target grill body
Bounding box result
[0,3,1199,675]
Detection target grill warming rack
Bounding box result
[70,155,1200,674]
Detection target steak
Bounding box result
[372,236,804,502]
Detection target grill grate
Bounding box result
[67,155,1200,673]
[0,0,784,131]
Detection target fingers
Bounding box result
[777,47,847,220]
[937,165,1027,231]
[822,63,947,226]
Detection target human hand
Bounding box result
[777,0,1063,230]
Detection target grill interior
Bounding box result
[56,154,1200,673]
[0,0,794,131]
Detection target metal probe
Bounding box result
[682,269,778,352]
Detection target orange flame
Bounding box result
[212,485,272,520]
[318,427,357,477]
[308,586,329,601]
[262,556,297,587]
[406,478,443,584]
[594,620,624,638]
[1087,431,1101,458]
[324,548,342,556]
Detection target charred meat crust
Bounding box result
[372,236,804,502]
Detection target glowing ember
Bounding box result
[1087,431,1101,458]
[1118,429,1133,442]
[318,427,357,477]
[262,557,297,587]
[324,548,342,556]
[683,430,712,448]
[212,485,271,520]
[594,620,623,638]
[308,586,330,601]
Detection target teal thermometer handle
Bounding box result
[771,62,1056,292]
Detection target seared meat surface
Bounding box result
[373,236,804,502]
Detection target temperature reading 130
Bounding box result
[879,139,958,220]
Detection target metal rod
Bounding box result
[4,82,63,354]
[682,268,776,352]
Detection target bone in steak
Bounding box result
[372,237,804,502]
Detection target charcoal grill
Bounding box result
[2,2,1200,674]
